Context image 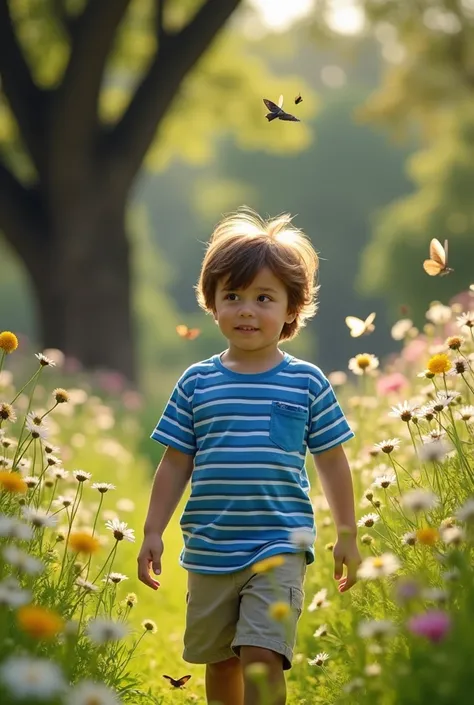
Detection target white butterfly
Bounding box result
[345,312,376,338]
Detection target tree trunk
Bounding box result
[29,196,136,383]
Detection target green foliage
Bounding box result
[358,105,474,320]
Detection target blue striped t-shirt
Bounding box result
[151,352,354,574]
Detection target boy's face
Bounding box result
[214,267,295,353]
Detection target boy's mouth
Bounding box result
[235,326,259,332]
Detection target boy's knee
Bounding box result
[207,656,241,675]
[240,646,283,669]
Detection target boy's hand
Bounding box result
[137,532,164,590]
[333,533,361,593]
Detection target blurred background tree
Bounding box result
[314,0,474,320]
[0,0,312,382]
[2,0,474,400]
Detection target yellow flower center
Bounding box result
[372,557,384,569]
[0,331,19,354]
[427,354,452,375]
[356,354,372,370]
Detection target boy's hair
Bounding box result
[196,207,319,341]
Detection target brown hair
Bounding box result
[196,207,319,341]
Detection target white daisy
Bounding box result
[313,624,329,638]
[35,352,57,367]
[22,507,58,529]
[357,553,400,580]
[307,588,330,612]
[307,652,330,667]
[456,498,474,523]
[102,572,128,585]
[25,420,49,440]
[457,311,474,330]
[372,474,397,490]
[92,482,116,494]
[0,577,32,607]
[419,439,451,463]
[73,470,92,483]
[0,656,65,700]
[289,527,315,549]
[357,619,396,639]
[85,618,129,644]
[68,681,121,705]
[441,526,465,545]
[0,514,33,540]
[401,532,417,546]
[348,354,379,376]
[426,304,452,325]
[105,518,135,543]
[391,318,413,340]
[23,475,40,489]
[401,489,439,513]
[373,438,401,454]
[141,619,158,633]
[457,405,474,421]
[357,513,380,528]
[75,578,99,592]
[388,401,418,422]
[2,545,44,575]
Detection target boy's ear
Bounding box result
[285,311,296,325]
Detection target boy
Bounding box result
[137,208,360,705]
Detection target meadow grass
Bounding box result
[0,295,473,704]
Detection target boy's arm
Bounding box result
[312,444,361,592]
[137,445,193,589]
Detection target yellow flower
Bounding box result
[416,528,439,546]
[252,555,285,574]
[0,470,27,494]
[17,605,64,640]
[68,531,101,555]
[0,331,18,354]
[427,354,452,375]
[268,601,291,621]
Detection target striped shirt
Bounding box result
[151,352,354,574]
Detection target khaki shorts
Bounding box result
[183,552,306,670]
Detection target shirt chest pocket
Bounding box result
[269,401,307,453]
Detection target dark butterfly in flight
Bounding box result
[163,674,192,689]
[263,95,300,122]
[295,93,303,105]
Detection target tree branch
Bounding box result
[50,0,132,167]
[105,0,242,188]
[0,0,46,174]
[0,160,46,266]
[156,0,167,46]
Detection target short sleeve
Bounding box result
[308,379,354,454]
[151,381,196,456]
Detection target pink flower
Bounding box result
[376,372,408,395]
[402,339,427,364]
[408,610,451,643]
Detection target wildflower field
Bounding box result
[0,294,473,705]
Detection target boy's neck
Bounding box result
[220,345,285,374]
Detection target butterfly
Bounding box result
[263,95,300,122]
[345,312,376,338]
[295,93,303,105]
[163,674,192,689]
[423,238,453,276]
[176,325,201,340]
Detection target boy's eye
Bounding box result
[225,293,239,301]
[257,295,271,303]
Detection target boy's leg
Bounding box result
[231,552,306,705]
[240,646,286,705]
[206,656,244,705]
